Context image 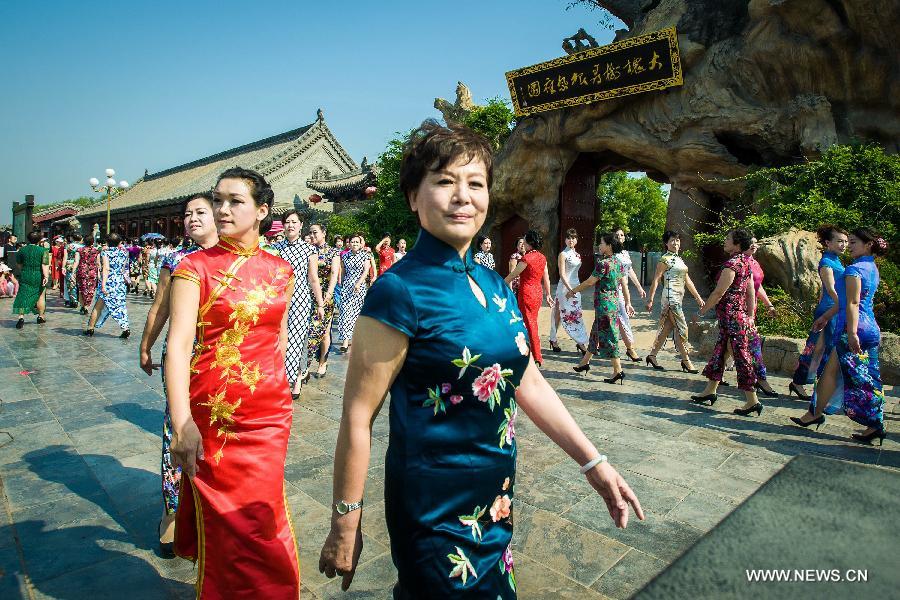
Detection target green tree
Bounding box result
[595,172,668,249]
[33,195,102,212]
[461,97,516,150]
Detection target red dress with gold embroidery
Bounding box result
[171,238,299,599]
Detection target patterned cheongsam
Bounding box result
[361,229,529,598]
[96,246,130,331]
[588,255,623,358]
[171,237,300,599]
[792,251,845,385]
[273,238,317,385]
[338,249,370,343]
[306,243,340,371]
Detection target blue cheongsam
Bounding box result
[793,251,845,385]
[360,229,529,599]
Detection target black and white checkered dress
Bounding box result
[273,238,317,385]
[338,250,370,342]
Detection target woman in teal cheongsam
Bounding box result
[319,122,643,599]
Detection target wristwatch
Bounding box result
[334,499,364,515]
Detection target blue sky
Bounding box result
[0,0,622,221]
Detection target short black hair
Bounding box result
[217,167,275,234]
[524,230,542,249]
[27,230,41,244]
[106,232,122,246]
[281,209,302,224]
[728,228,754,251]
[599,232,624,254]
[181,191,214,214]
[476,234,490,248]
[662,230,680,245]
[817,224,848,247]
[852,227,888,256]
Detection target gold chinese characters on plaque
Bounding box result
[506,27,683,117]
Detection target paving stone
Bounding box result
[591,549,667,599]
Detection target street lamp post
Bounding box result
[89,168,129,235]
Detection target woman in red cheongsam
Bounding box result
[506,230,553,366]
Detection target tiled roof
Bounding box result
[33,205,79,224]
[78,116,357,217]
[308,164,379,199]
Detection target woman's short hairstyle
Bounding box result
[851,227,889,256]
[27,230,41,244]
[816,224,848,247]
[106,232,122,246]
[662,230,680,245]
[181,191,214,214]
[309,222,327,234]
[565,228,578,239]
[399,120,493,206]
[216,167,275,234]
[524,230,542,249]
[476,234,489,248]
[349,233,363,243]
[728,228,754,251]
[281,209,302,223]
[599,232,624,254]
[84,235,95,247]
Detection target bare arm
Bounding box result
[368,254,378,283]
[508,257,518,274]
[844,276,862,353]
[568,274,599,296]
[307,255,324,309]
[557,252,573,292]
[164,278,204,478]
[813,267,841,328]
[504,261,526,284]
[684,274,704,306]
[278,279,294,357]
[645,261,667,310]
[516,359,644,527]
[326,255,340,297]
[139,269,173,375]
[72,251,80,272]
[542,263,553,305]
[101,254,110,292]
[620,273,632,308]
[697,269,735,317]
[745,277,756,319]
[627,265,645,298]
[320,317,408,589]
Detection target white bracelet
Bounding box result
[580,455,608,474]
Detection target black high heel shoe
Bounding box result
[36,316,46,324]
[603,371,626,385]
[645,355,665,371]
[550,341,562,353]
[82,328,94,336]
[573,364,590,374]
[754,381,778,398]
[690,393,718,406]
[787,382,811,401]
[851,429,886,446]
[680,360,699,374]
[158,520,175,559]
[625,350,641,362]
[120,329,130,339]
[15,318,24,329]
[733,403,763,417]
[790,414,825,430]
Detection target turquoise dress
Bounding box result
[813,255,884,429]
[361,229,528,598]
[793,251,845,385]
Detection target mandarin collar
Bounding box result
[823,251,841,260]
[218,236,260,257]
[854,255,875,264]
[409,228,475,273]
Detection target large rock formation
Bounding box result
[488,0,900,281]
[755,229,822,305]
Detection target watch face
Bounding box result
[336,501,349,514]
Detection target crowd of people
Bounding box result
[3,121,889,599]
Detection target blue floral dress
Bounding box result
[792,251,845,385]
[361,229,528,598]
[813,255,884,429]
[96,246,130,330]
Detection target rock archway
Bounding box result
[486,0,899,285]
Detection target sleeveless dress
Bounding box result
[338,250,370,342]
[702,253,756,390]
[792,251,845,385]
[172,237,300,598]
[272,238,317,385]
[76,245,100,307]
[306,244,340,371]
[549,247,588,346]
[516,250,546,365]
[651,251,691,354]
[96,247,130,331]
[813,256,884,429]
[361,229,527,598]
[614,250,636,346]
[12,244,48,315]
[587,255,623,358]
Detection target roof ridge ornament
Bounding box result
[317,108,324,121]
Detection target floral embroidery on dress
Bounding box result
[508,310,523,325]
[499,544,516,591]
[452,477,515,587]
[448,546,478,585]
[497,402,517,448]
[492,294,507,312]
[514,332,529,356]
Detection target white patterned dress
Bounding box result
[273,238,317,385]
[338,250,370,343]
[550,247,588,346]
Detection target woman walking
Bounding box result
[146,239,163,298]
[12,230,49,329]
[74,236,100,315]
[505,230,553,367]
[62,235,83,308]
[645,231,705,372]
[791,228,887,445]
[789,225,848,399]
[139,193,218,557]
[549,228,588,354]
[474,235,495,270]
[744,238,780,396]
[273,210,325,397]
[84,233,130,338]
[338,233,377,353]
[507,237,525,293]
[319,122,642,598]
[613,228,645,362]
[691,228,761,415]
[167,167,300,598]
[568,232,630,384]
[306,223,340,379]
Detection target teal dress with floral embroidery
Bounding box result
[361,229,529,599]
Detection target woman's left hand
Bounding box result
[546,293,555,307]
[585,461,644,528]
[626,303,635,318]
[765,305,777,318]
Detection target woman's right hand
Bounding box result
[585,461,644,528]
[319,519,363,591]
[170,418,204,478]
[645,299,654,312]
[812,315,830,333]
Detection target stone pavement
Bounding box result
[0,292,896,599]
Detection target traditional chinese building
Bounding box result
[76,110,366,239]
[32,203,81,237]
[306,158,378,212]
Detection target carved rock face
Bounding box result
[489,0,900,274]
[754,229,822,305]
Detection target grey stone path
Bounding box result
[0,293,896,599]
